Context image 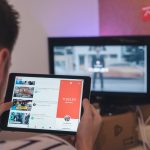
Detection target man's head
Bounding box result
[0,0,19,51]
[95,46,101,55]
[0,0,19,100]
[95,46,106,55]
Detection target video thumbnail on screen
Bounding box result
[9,112,30,125]
[13,87,34,98]
[11,99,32,111]
[16,80,35,85]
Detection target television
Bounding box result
[48,36,150,110]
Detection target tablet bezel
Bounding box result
[0,73,91,135]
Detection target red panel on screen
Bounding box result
[56,80,82,119]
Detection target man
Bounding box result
[92,46,105,90]
[0,0,102,150]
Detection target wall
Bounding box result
[99,0,150,35]
[9,0,99,74]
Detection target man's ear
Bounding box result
[0,48,10,83]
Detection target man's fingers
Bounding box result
[91,104,100,116]
[82,98,92,115]
[0,102,12,116]
[91,104,103,127]
[3,102,12,110]
[0,100,4,105]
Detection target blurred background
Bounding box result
[9,0,150,74]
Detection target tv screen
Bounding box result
[48,36,150,105]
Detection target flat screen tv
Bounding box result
[48,36,150,107]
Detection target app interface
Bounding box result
[7,76,83,132]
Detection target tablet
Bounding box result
[0,73,91,134]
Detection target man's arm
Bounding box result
[75,98,102,150]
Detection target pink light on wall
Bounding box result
[142,5,150,21]
[27,0,100,37]
[99,0,150,36]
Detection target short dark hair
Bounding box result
[0,0,19,52]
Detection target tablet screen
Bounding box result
[7,76,84,132]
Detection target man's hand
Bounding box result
[0,101,12,116]
[75,98,102,150]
